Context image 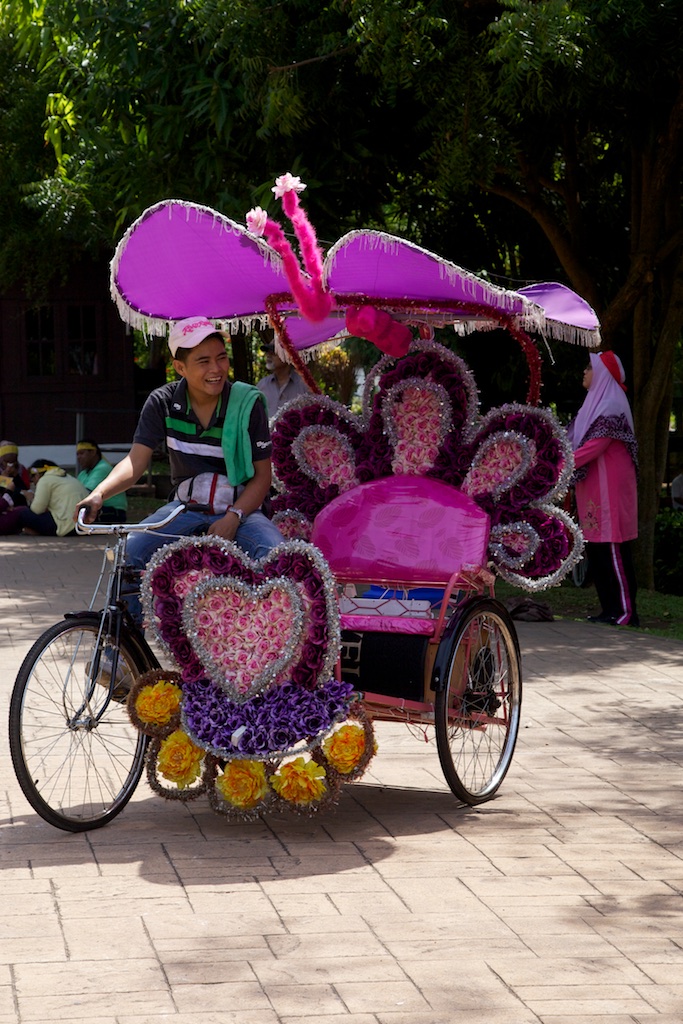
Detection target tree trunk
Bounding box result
[632,254,683,588]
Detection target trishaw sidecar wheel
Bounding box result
[8,616,150,832]
[434,599,521,805]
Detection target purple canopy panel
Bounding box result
[110,200,285,334]
[283,313,349,352]
[325,230,532,316]
[517,282,601,346]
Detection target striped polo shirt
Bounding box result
[134,379,271,486]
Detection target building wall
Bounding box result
[0,258,140,448]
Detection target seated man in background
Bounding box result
[0,440,31,511]
[257,342,311,419]
[76,439,128,523]
[0,459,87,536]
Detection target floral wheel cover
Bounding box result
[271,339,583,589]
[129,537,376,818]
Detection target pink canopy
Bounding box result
[110,199,602,354]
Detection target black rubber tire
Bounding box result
[434,598,522,805]
[9,615,152,832]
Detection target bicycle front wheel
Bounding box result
[434,599,522,805]
[9,615,150,832]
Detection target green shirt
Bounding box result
[78,458,128,511]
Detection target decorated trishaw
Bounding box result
[9,174,599,829]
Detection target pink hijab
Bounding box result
[567,351,635,451]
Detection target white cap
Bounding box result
[168,317,227,357]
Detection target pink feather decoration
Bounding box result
[345,305,412,357]
[263,190,333,323]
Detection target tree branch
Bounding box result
[478,177,602,313]
[268,46,353,74]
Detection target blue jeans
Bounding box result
[124,501,285,627]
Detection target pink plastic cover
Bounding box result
[311,477,490,584]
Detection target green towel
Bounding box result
[221,382,268,486]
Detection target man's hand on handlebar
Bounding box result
[74,492,103,525]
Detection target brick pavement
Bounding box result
[1,533,683,1024]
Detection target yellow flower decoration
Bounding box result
[270,757,327,805]
[322,723,366,774]
[157,730,204,789]
[135,680,182,726]
[216,760,268,810]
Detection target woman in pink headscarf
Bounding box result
[567,351,639,626]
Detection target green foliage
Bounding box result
[1,1,683,593]
[653,508,683,597]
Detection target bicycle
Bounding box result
[8,504,191,832]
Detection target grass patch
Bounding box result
[496,577,683,643]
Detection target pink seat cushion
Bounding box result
[340,614,436,636]
[311,477,490,585]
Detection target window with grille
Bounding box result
[25,307,56,377]
[67,304,98,375]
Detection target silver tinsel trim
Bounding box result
[463,430,536,502]
[362,338,480,434]
[381,377,453,451]
[491,504,585,592]
[182,576,305,702]
[292,424,359,491]
[472,402,575,504]
[271,509,313,541]
[489,521,541,570]
[272,391,364,432]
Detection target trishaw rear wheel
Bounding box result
[434,599,521,805]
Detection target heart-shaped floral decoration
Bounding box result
[183,576,305,702]
[142,536,340,691]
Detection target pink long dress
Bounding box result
[573,436,638,543]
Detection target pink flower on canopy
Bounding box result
[246,206,268,236]
[272,173,306,199]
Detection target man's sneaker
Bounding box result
[89,649,133,702]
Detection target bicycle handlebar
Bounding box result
[76,502,210,536]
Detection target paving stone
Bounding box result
[3,538,683,1024]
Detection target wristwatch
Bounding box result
[227,505,244,522]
